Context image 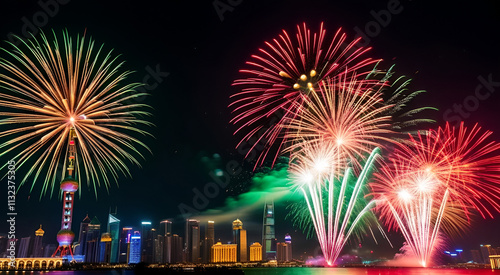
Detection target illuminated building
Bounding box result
[32,225,44,257]
[52,128,78,258]
[249,242,262,262]
[232,219,247,262]
[107,213,120,263]
[141,221,153,263]
[154,234,163,263]
[18,236,33,258]
[160,220,172,263]
[262,201,276,260]
[471,249,482,263]
[171,234,184,263]
[185,219,200,263]
[129,231,141,264]
[277,242,291,262]
[481,245,494,264]
[99,233,112,263]
[491,255,500,269]
[43,244,57,257]
[203,221,215,263]
[76,215,91,256]
[119,227,133,263]
[285,234,292,261]
[84,216,101,263]
[211,242,237,263]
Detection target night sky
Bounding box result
[1,0,500,260]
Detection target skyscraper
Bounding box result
[32,225,44,257]
[18,236,33,258]
[185,219,200,263]
[76,215,91,256]
[203,221,215,263]
[232,219,247,263]
[276,242,291,262]
[171,234,184,263]
[262,201,276,260]
[481,244,494,264]
[154,235,163,263]
[108,213,120,263]
[129,231,141,264]
[285,234,292,261]
[141,221,153,263]
[160,220,172,263]
[119,227,133,263]
[99,233,112,263]
[84,216,101,263]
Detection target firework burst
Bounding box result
[370,122,500,267]
[290,140,381,266]
[230,22,379,167]
[285,76,394,175]
[0,31,153,196]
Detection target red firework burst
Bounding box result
[369,122,500,266]
[230,22,380,167]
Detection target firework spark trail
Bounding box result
[371,122,500,267]
[0,31,153,197]
[230,22,380,168]
[291,140,380,266]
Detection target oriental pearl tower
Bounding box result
[52,127,79,258]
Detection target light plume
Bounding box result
[192,162,301,224]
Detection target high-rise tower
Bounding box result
[52,128,79,258]
[262,200,276,260]
[33,225,45,257]
[108,213,120,263]
[203,221,215,263]
[185,219,200,263]
[76,214,91,256]
[232,219,247,262]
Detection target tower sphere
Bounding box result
[60,176,79,192]
[56,229,75,246]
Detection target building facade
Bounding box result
[249,242,262,262]
[185,219,200,263]
[108,213,120,263]
[171,234,184,263]
[84,216,101,263]
[119,227,133,263]
[99,233,112,263]
[211,242,237,263]
[129,231,141,264]
[76,215,91,256]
